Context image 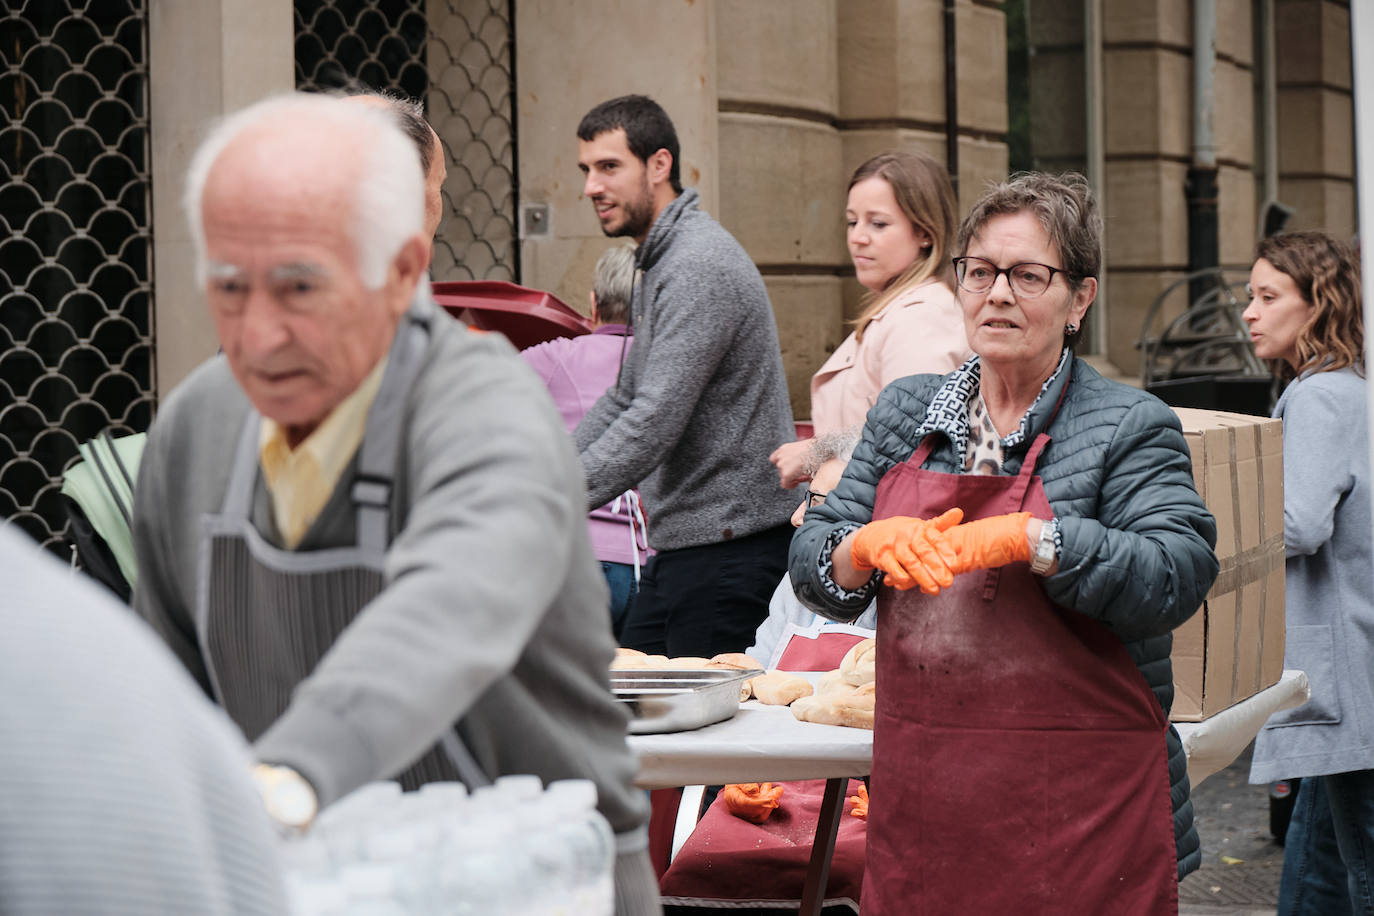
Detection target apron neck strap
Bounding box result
[351,303,433,554]
[908,434,940,468]
[1002,356,1072,511]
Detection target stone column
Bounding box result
[1275,0,1355,237]
[1097,0,1256,375]
[147,0,294,397]
[514,0,718,312]
[716,0,844,419]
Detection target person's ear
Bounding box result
[1068,276,1096,328]
[589,290,601,325]
[384,234,428,317]
[647,148,673,189]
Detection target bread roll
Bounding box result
[815,669,852,696]
[840,638,876,686]
[612,654,673,670]
[747,671,814,706]
[791,691,875,729]
[665,656,713,669]
[706,652,763,671]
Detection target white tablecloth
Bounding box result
[1173,668,1310,785]
[628,669,1310,790]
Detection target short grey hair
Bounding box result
[183,92,424,290]
[802,430,861,477]
[355,89,435,178]
[592,245,636,324]
[957,171,1102,290]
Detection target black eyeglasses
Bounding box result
[953,256,1067,298]
[805,489,827,508]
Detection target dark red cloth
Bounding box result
[648,787,684,880]
[661,777,867,910]
[859,428,1178,914]
[775,628,868,672]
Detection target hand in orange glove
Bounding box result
[847,782,869,820]
[722,782,785,824]
[849,508,963,594]
[942,511,1035,575]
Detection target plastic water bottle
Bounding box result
[339,863,409,915]
[285,878,349,916]
[280,776,617,915]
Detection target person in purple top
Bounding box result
[521,244,650,637]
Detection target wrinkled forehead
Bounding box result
[967,209,1057,261]
[201,131,358,251]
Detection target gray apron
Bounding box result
[194,303,489,791]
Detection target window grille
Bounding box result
[294,0,518,282]
[1,0,153,554]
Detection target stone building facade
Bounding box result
[1,0,1357,550]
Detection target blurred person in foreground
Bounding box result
[771,150,970,488]
[0,524,287,915]
[130,92,657,914]
[1243,231,1373,916]
[790,172,1218,914]
[522,244,652,639]
[574,94,796,659]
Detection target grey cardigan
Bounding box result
[574,188,797,550]
[132,300,648,836]
[790,356,1219,879]
[1251,366,1374,783]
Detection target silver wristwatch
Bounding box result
[253,763,318,831]
[1029,519,1057,575]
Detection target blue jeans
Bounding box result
[601,561,638,640]
[1280,770,1374,915]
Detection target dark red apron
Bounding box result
[861,426,1178,914]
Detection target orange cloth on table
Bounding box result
[848,783,869,820]
[722,782,785,824]
[943,511,1033,575]
[849,508,963,593]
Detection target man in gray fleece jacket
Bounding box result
[131,94,657,914]
[575,95,797,657]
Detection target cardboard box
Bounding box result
[1168,407,1286,722]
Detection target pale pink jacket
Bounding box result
[808,279,970,433]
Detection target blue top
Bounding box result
[1252,366,1374,783]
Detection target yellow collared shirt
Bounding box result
[258,358,388,549]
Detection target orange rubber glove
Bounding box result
[848,782,869,820]
[849,508,963,594]
[723,782,785,824]
[943,511,1035,575]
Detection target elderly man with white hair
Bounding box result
[130,92,658,913]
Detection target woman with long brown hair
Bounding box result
[1244,231,1373,915]
[770,151,970,488]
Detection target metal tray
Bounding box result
[611,668,756,734]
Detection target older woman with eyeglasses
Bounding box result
[789,172,1219,914]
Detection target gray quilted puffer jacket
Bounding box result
[790,356,1219,880]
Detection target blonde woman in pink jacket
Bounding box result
[772,151,971,488]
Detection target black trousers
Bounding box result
[619,522,793,658]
